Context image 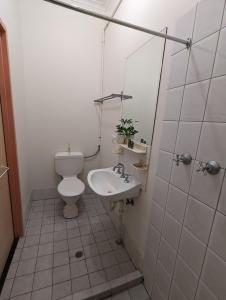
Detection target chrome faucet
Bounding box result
[113,163,125,176]
[124,174,131,183]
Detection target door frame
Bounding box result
[0,19,23,237]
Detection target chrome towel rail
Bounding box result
[43,0,191,48]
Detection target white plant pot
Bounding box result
[116,134,125,144]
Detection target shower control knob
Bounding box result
[180,153,192,165]
[206,160,221,175]
[173,153,192,166]
[196,160,221,175]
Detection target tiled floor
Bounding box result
[106,284,150,300]
[0,190,137,300]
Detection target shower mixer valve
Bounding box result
[196,160,221,175]
[173,153,192,166]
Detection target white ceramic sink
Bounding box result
[87,167,141,201]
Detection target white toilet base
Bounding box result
[63,203,78,219]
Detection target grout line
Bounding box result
[166,67,226,92]
[163,118,226,124]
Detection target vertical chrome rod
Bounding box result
[43,0,191,47]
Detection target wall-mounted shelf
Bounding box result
[119,142,149,154]
[132,162,149,171]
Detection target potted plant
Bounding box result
[115,118,138,144]
[116,122,126,144]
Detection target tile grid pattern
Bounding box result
[0,190,136,300]
[144,0,226,299]
[106,284,150,300]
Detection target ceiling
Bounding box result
[68,0,121,14]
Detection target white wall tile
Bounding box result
[193,0,225,42]
[169,284,187,300]
[144,2,226,298]
[209,212,226,260]
[173,257,198,300]
[164,87,184,121]
[158,238,176,275]
[150,202,164,232]
[184,196,215,244]
[201,249,226,299]
[181,80,210,122]
[153,177,169,209]
[179,228,206,276]
[146,225,161,257]
[197,123,226,168]
[154,261,171,299]
[160,121,178,152]
[213,28,226,77]
[222,4,226,28]
[171,160,194,193]
[173,6,197,54]
[218,174,226,215]
[205,76,226,122]
[152,284,166,300]
[196,281,218,300]
[168,50,190,89]
[162,213,182,250]
[166,185,188,223]
[143,251,157,295]
[157,151,173,181]
[187,32,219,84]
[129,284,149,300]
[190,161,225,208]
[175,122,202,157]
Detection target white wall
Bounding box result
[19,0,104,190]
[0,0,31,224]
[101,0,199,268]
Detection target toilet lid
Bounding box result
[58,177,85,197]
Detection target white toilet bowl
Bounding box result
[57,176,85,218]
[55,151,85,219]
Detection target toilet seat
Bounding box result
[58,177,85,197]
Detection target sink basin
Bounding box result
[87,167,141,201]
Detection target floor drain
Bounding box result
[75,250,83,258]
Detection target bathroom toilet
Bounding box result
[55,152,85,218]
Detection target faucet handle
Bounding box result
[124,174,131,183]
[196,160,221,176]
[173,153,192,166]
[180,153,192,165]
[116,166,122,174]
[113,163,121,172]
[120,172,125,178]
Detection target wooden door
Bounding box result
[0,22,23,240]
[0,98,14,276]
